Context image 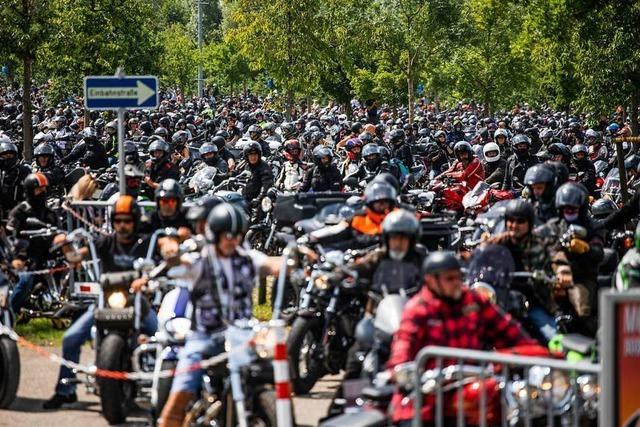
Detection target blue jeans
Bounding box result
[9,272,36,315]
[170,331,225,394]
[55,304,158,396]
[527,306,558,343]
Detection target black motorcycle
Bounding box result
[0,276,19,409]
[287,249,365,394]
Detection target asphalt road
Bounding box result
[0,345,337,427]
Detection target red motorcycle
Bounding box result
[462,181,515,217]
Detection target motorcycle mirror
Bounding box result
[344,176,358,188]
[25,217,47,227]
[133,257,155,273]
[568,224,588,239]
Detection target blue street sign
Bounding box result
[84,75,159,110]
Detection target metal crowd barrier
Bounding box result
[411,346,601,427]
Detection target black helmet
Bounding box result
[591,198,618,219]
[186,195,224,222]
[362,143,380,158]
[504,199,535,226]
[389,129,404,144]
[453,141,473,158]
[555,182,588,209]
[154,127,169,139]
[363,181,397,207]
[139,120,153,135]
[34,143,55,158]
[242,140,262,159]
[176,118,187,129]
[199,142,219,156]
[524,164,555,185]
[247,125,262,135]
[351,122,363,135]
[205,202,249,242]
[358,132,373,144]
[547,161,569,190]
[159,116,171,129]
[0,142,18,169]
[280,122,295,139]
[312,145,332,166]
[205,119,216,132]
[422,251,461,276]
[148,139,170,156]
[547,143,571,162]
[216,129,231,141]
[211,135,226,150]
[511,134,531,147]
[123,140,138,163]
[372,172,401,194]
[382,209,420,239]
[23,172,49,196]
[624,154,640,171]
[571,144,588,158]
[155,178,184,205]
[172,130,189,146]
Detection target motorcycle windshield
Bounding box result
[462,181,490,209]
[467,244,515,290]
[315,203,354,225]
[602,170,620,195]
[191,166,218,192]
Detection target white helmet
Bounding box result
[483,142,501,163]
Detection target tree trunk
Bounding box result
[407,58,414,124]
[84,109,91,131]
[21,56,34,162]
[286,90,293,121]
[243,79,247,98]
[630,90,639,136]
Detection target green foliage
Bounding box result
[158,24,199,95]
[38,0,160,103]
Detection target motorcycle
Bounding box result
[0,275,19,409]
[11,219,76,328]
[93,228,168,424]
[287,249,365,394]
[183,320,289,427]
[150,262,193,421]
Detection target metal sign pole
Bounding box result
[115,68,126,196]
[117,107,126,195]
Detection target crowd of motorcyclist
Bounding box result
[0,88,639,426]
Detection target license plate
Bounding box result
[74,282,101,297]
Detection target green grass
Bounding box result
[15,318,66,347]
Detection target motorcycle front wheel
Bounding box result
[0,335,20,408]
[287,316,325,394]
[96,333,134,425]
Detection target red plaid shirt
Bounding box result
[387,286,538,423]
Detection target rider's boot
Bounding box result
[158,391,194,427]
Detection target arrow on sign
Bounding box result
[86,80,155,106]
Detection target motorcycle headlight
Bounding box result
[541,370,571,403]
[470,282,496,304]
[394,362,416,390]
[165,317,192,341]
[251,327,277,359]
[107,291,128,309]
[314,274,330,290]
[261,196,273,213]
[577,375,600,400]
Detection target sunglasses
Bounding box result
[114,218,134,224]
[506,216,528,224]
[159,198,178,206]
[219,232,242,240]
